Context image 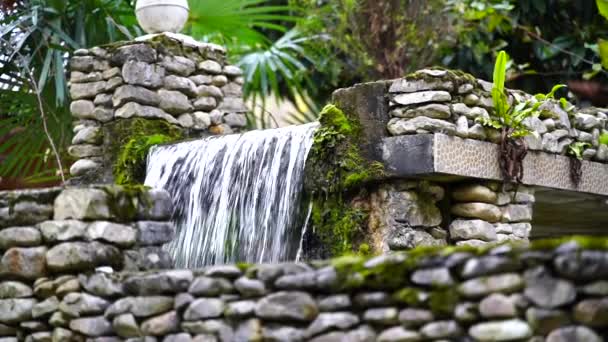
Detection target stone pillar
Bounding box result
[369,181,448,252]
[449,181,534,246]
[67,33,248,184]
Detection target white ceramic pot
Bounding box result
[135,0,189,34]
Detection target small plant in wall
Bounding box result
[477,51,565,184]
[567,142,591,187]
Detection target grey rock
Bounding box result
[502,204,532,223]
[105,76,123,92]
[460,256,520,278]
[135,221,175,246]
[196,85,223,98]
[234,318,263,342]
[71,71,103,83]
[193,97,217,111]
[362,307,398,325]
[54,188,110,220]
[124,270,192,296]
[469,319,532,341]
[353,292,392,307]
[141,311,179,336]
[115,102,179,124]
[204,265,242,278]
[391,104,451,119]
[60,292,109,316]
[523,116,548,134]
[70,56,96,72]
[420,320,462,339]
[580,280,608,296]
[80,272,125,297]
[198,60,222,74]
[0,298,35,324]
[452,184,497,203]
[318,295,351,312]
[479,293,516,318]
[554,251,608,281]
[105,296,174,318]
[392,91,451,105]
[526,308,571,335]
[386,190,442,227]
[86,221,136,247]
[398,308,433,328]
[387,117,455,135]
[217,97,247,112]
[68,144,102,158]
[388,228,447,250]
[524,276,576,308]
[212,75,229,88]
[0,247,47,280]
[223,113,247,127]
[193,112,211,130]
[70,100,96,119]
[546,326,602,342]
[411,267,454,287]
[389,78,453,93]
[223,65,242,77]
[262,325,305,342]
[182,319,233,340]
[574,113,600,130]
[234,277,267,297]
[46,242,120,273]
[69,316,112,337]
[164,75,197,97]
[164,333,193,342]
[183,298,224,320]
[221,83,243,97]
[188,276,233,296]
[449,219,497,241]
[458,273,524,298]
[574,298,608,327]
[253,263,313,283]
[111,44,157,65]
[113,313,140,338]
[32,296,59,319]
[162,56,196,76]
[0,281,33,299]
[275,272,317,290]
[113,85,160,107]
[93,93,113,108]
[159,89,194,115]
[255,291,318,322]
[377,326,421,342]
[72,126,102,145]
[468,124,487,140]
[70,81,106,100]
[190,74,213,85]
[177,114,193,128]
[136,189,172,221]
[122,61,165,88]
[0,227,41,249]
[225,300,256,318]
[306,312,359,337]
[38,220,87,243]
[451,203,502,222]
[92,107,114,122]
[102,67,121,79]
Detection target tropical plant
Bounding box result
[0,0,139,187]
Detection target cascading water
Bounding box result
[144,123,318,268]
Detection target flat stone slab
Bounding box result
[381,133,608,196]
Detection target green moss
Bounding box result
[311,195,369,257]
[236,262,252,272]
[393,287,424,306]
[110,118,183,186]
[530,235,608,251]
[99,184,150,221]
[428,288,460,316]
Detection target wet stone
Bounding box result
[225,300,257,318]
[546,326,602,342]
[573,298,608,327]
[318,295,351,312]
[479,293,516,318]
[105,296,174,319]
[122,61,165,88]
[188,276,233,296]
[234,277,267,297]
[398,308,434,328]
[469,319,532,341]
[526,308,571,335]
[0,247,47,280]
[183,298,225,320]
[411,267,454,287]
[69,316,112,337]
[420,320,462,340]
[362,307,399,325]
[458,273,524,298]
[460,256,521,278]
[255,291,318,322]
[140,311,179,336]
[113,313,140,338]
[554,251,608,281]
[305,312,359,337]
[524,276,576,309]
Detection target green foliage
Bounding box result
[600,133,608,145]
[111,119,183,186]
[597,0,608,20]
[0,0,139,185]
[567,142,592,160]
[477,51,567,138]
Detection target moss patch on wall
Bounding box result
[108,118,183,186]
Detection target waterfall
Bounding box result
[145,123,318,268]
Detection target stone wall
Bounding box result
[386,68,607,160]
[0,185,174,341]
[68,33,248,184]
[0,234,606,341]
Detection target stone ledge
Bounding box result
[381,133,608,196]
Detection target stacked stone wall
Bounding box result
[67,33,248,183]
[386,68,608,161]
[0,185,174,341]
[0,225,607,341]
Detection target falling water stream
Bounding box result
[145,123,318,268]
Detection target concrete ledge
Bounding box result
[381,133,608,196]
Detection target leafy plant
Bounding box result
[567,142,592,160]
